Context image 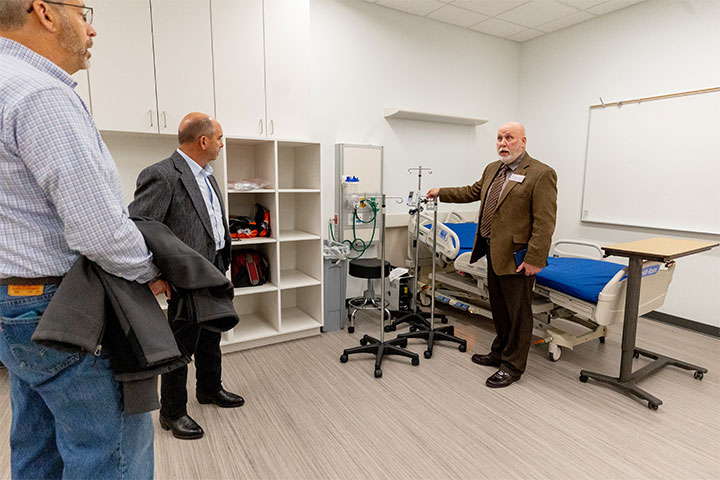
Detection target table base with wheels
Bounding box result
[580,346,708,410]
[398,324,467,358]
[385,309,447,332]
[340,334,420,378]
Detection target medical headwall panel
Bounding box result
[581,88,720,235]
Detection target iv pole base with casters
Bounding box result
[398,197,467,358]
[339,194,420,377]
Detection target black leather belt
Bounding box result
[0,276,64,286]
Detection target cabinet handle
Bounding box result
[270,120,274,135]
[148,109,154,128]
[162,111,167,129]
[259,119,263,135]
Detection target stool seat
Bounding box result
[349,259,391,279]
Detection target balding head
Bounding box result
[178,112,224,167]
[496,121,527,165]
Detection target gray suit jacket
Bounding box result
[128,151,232,272]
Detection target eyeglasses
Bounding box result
[27,1,94,25]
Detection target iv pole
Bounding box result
[340,194,420,378]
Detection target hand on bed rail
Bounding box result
[426,188,439,200]
[516,261,542,276]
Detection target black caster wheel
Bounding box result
[458,343,467,353]
[359,337,368,346]
[648,402,659,411]
[388,324,396,331]
[411,357,420,366]
[579,375,588,383]
[340,354,348,363]
[374,369,382,378]
[694,371,704,380]
[633,352,640,359]
[599,336,606,344]
[399,339,408,348]
[348,326,355,334]
[384,325,391,333]
[441,318,448,324]
[423,350,432,359]
[409,326,417,333]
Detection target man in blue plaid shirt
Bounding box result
[0,1,162,478]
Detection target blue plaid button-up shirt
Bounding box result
[0,38,157,282]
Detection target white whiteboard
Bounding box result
[581,89,720,234]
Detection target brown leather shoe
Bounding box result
[159,414,204,440]
[197,388,245,408]
[471,353,501,367]
[485,369,519,388]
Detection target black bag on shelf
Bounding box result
[232,249,269,288]
[229,203,271,239]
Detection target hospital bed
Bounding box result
[410,214,676,362]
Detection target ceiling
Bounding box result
[359,0,646,42]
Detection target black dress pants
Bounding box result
[160,253,225,420]
[485,240,536,378]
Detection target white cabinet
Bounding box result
[151,0,215,133]
[221,138,322,352]
[88,0,214,133]
[212,0,309,140]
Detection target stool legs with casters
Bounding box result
[398,197,467,358]
[346,258,392,334]
[340,194,420,377]
[386,166,447,332]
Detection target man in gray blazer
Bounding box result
[129,113,244,440]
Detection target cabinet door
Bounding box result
[88,0,158,133]
[264,0,310,140]
[152,0,216,134]
[211,0,266,137]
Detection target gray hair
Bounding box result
[178,116,215,145]
[0,0,33,31]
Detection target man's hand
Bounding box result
[516,262,542,276]
[149,278,172,298]
[426,188,440,199]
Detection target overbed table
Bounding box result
[579,237,719,410]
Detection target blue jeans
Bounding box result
[0,284,154,480]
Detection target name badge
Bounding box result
[509,173,525,183]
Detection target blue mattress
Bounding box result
[537,257,625,304]
[423,222,477,256]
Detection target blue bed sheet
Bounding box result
[537,257,625,304]
[423,222,477,256]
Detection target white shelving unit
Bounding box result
[221,138,323,353]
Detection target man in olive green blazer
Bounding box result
[427,122,557,387]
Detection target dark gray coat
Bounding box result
[128,150,232,271]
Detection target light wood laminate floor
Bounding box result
[1,310,719,479]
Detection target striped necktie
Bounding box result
[479,164,508,238]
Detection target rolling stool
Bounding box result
[346,258,391,334]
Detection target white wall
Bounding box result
[518,0,720,327]
[310,0,521,222]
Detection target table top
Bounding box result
[603,237,719,262]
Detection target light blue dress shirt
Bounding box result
[176,149,226,251]
[0,38,157,282]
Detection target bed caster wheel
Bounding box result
[347,326,355,334]
[548,345,561,362]
[359,337,368,346]
[599,336,606,344]
[411,357,420,366]
[374,369,382,378]
[340,354,348,363]
[633,352,640,359]
[648,402,659,411]
[694,371,704,380]
[579,375,588,383]
[458,343,467,353]
[424,350,432,359]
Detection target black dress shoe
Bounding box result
[159,414,204,440]
[471,353,501,367]
[485,369,519,388]
[197,388,245,408]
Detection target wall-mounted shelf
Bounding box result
[384,108,487,126]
